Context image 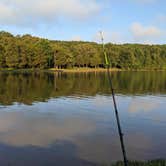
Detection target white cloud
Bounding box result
[71,35,82,41]
[130,22,163,43]
[131,0,157,4]
[0,0,101,27]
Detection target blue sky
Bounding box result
[0,0,166,44]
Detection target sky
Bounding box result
[0,0,166,44]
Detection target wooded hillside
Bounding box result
[0,31,166,69]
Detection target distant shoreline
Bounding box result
[49,68,121,73]
[0,68,165,73]
[55,68,166,73]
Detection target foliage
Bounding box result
[0,31,166,69]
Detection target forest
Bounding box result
[0,31,166,70]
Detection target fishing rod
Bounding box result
[99,31,128,166]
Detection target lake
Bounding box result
[0,71,165,166]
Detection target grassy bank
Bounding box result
[49,67,122,73]
[49,67,166,73]
[107,159,166,166]
[0,67,166,73]
[113,160,166,166]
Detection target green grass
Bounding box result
[110,160,166,166]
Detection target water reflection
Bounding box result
[0,142,97,166]
[128,98,159,113]
[0,71,165,105]
[0,111,96,146]
[0,71,165,165]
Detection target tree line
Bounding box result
[0,31,166,69]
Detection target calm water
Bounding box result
[0,71,165,166]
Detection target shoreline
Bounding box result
[0,68,165,73]
[49,67,166,73]
[49,68,121,73]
